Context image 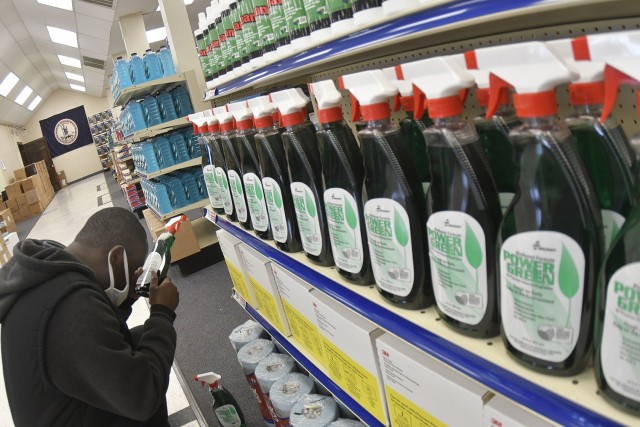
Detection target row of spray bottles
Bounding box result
[190,29,640,414]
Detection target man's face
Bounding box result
[107,245,148,291]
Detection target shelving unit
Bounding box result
[89,109,115,171]
[135,157,201,180]
[149,197,208,221]
[124,116,191,143]
[113,72,188,107]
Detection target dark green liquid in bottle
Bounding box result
[283,123,334,266]
[399,112,432,199]
[255,128,303,252]
[211,134,237,222]
[318,120,373,285]
[221,131,253,230]
[423,118,502,337]
[499,117,604,376]
[360,119,433,309]
[211,385,247,427]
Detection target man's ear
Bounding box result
[108,245,125,265]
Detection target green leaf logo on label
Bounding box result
[254,180,263,200]
[559,243,580,327]
[611,220,620,243]
[345,198,358,231]
[222,175,229,190]
[394,208,409,247]
[236,178,243,195]
[465,222,483,269]
[305,190,316,218]
[273,186,283,209]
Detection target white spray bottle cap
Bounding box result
[213,105,235,133]
[188,111,208,134]
[227,100,254,129]
[338,70,397,122]
[469,41,578,118]
[381,66,415,113]
[448,53,500,109]
[270,89,309,127]
[570,30,640,121]
[398,56,474,120]
[248,96,276,128]
[195,372,221,389]
[308,80,344,124]
[206,6,216,25]
[196,12,206,35]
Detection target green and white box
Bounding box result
[376,333,488,427]
[484,394,557,427]
[238,243,291,336]
[217,230,256,307]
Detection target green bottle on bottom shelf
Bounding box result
[196,372,246,427]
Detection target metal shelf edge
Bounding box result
[135,157,201,180]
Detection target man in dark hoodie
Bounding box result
[0,207,179,426]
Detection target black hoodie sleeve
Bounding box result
[44,285,177,421]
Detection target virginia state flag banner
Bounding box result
[39,105,92,158]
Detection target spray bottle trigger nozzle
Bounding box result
[601,65,639,122]
[413,84,426,121]
[392,94,401,112]
[487,73,512,119]
[459,89,470,105]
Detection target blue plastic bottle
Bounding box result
[143,49,163,81]
[115,56,133,89]
[169,132,191,163]
[154,137,176,168]
[129,53,147,85]
[128,100,148,133]
[171,86,194,117]
[143,95,163,126]
[158,46,176,77]
[157,91,179,122]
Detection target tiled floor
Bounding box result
[0,174,201,426]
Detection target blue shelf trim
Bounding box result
[243,302,385,427]
[208,212,621,427]
[215,0,546,96]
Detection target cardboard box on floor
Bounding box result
[13,168,26,181]
[0,209,16,234]
[142,209,199,262]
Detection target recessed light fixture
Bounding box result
[47,26,78,48]
[65,71,84,82]
[146,27,167,44]
[0,72,19,97]
[15,86,33,105]
[37,0,73,11]
[58,55,82,68]
[157,0,195,11]
[28,96,43,111]
[70,83,86,92]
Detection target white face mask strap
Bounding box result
[107,247,129,296]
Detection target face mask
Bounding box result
[105,247,130,307]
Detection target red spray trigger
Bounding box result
[463,50,478,70]
[165,214,187,234]
[459,89,470,105]
[601,65,639,122]
[413,84,426,121]
[392,94,401,112]
[487,74,512,119]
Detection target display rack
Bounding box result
[124,116,191,142]
[135,157,201,180]
[204,211,636,427]
[89,109,115,171]
[148,197,208,221]
[113,72,187,107]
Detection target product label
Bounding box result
[324,188,364,274]
[602,209,626,252]
[291,182,322,256]
[225,260,252,305]
[303,0,329,25]
[327,0,353,13]
[136,252,162,286]
[282,299,327,366]
[500,231,585,363]
[427,212,487,325]
[250,277,285,334]
[246,372,275,423]
[215,404,243,427]
[204,165,223,209]
[364,199,414,297]
[267,0,288,40]
[499,192,515,214]
[240,0,260,53]
[229,170,248,223]
[601,262,640,402]
[263,178,288,243]
[385,386,446,427]
[216,167,234,215]
[244,173,269,232]
[254,0,276,46]
[284,0,308,34]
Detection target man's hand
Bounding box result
[148,272,179,311]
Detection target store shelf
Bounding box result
[192,216,220,249]
[135,157,200,180]
[120,178,141,188]
[148,197,208,221]
[204,211,636,427]
[116,155,132,162]
[113,73,187,107]
[204,0,637,100]
[232,291,385,427]
[125,116,191,143]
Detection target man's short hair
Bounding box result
[75,207,148,254]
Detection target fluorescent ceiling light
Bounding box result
[58,55,81,68]
[15,86,33,105]
[70,83,86,92]
[47,26,78,48]
[28,96,43,111]
[157,0,195,11]
[146,27,167,44]
[65,71,84,82]
[0,72,19,97]
[37,0,73,11]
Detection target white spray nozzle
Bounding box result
[203,108,218,125]
[338,70,397,122]
[545,39,602,83]
[213,105,233,124]
[308,80,342,110]
[227,100,253,122]
[195,372,221,389]
[247,95,275,119]
[197,12,207,31]
[381,66,413,97]
[400,56,475,99]
[270,89,308,116]
[449,53,490,89]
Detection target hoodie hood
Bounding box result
[0,239,97,322]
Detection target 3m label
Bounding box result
[499,192,515,214]
[364,199,414,297]
[244,173,269,231]
[602,209,626,252]
[215,404,243,427]
[320,336,385,422]
[225,260,251,305]
[284,0,308,33]
[428,212,487,325]
[228,170,248,222]
[601,262,640,402]
[324,188,364,274]
[216,167,234,215]
[282,299,326,366]
[291,182,322,256]
[263,178,288,243]
[385,386,445,427]
[204,165,223,209]
[500,231,585,362]
[250,277,285,334]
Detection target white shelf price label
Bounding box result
[232,289,247,309]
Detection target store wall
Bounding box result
[21,89,110,183]
[0,124,25,192]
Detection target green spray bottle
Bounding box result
[309,80,373,285]
[476,42,604,375]
[584,29,640,414]
[339,70,433,309]
[228,100,272,240]
[248,96,303,253]
[207,109,236,219]
[271,88,334,266]
[189,112,224,215]
[400,57,503,337]
[547,38,637,253]
[195,372,246,427]
[214,105,253,230]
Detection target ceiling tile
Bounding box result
[0,2,22,27]
[19,38,39,56]
[79,34,109,54]
[75,1,116,21]
[42,8,77,32]
[8,21,30,41]
[76,13,112,38]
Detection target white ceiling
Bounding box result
[0,0,208,127]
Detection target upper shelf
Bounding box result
[203,0,639,100]
[113,73,187,107]
[135,157,200,180]
[125,116,191,143]
[206,211,637,427]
